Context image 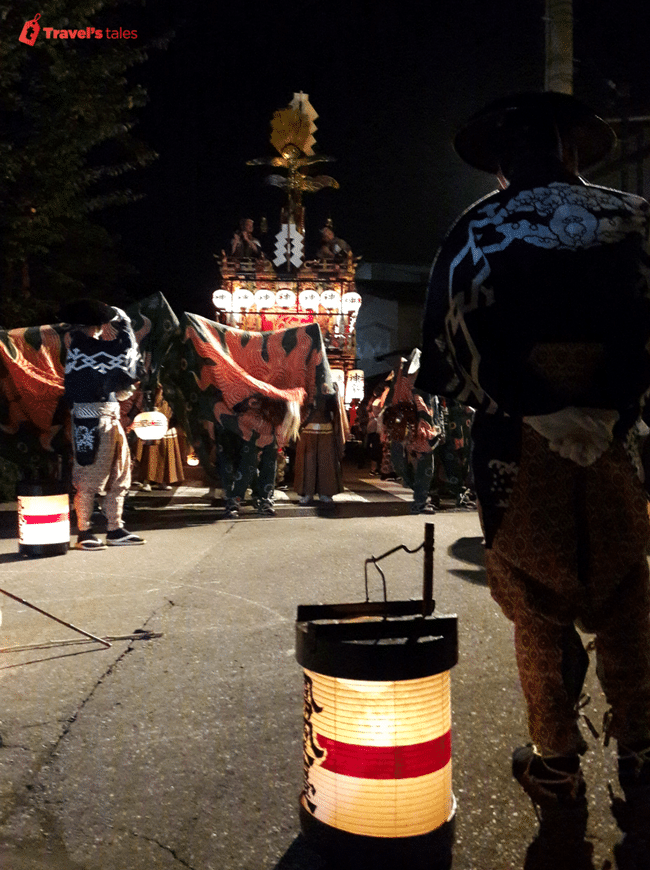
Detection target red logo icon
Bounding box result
[19,13,41,45]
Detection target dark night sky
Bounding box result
[103,0,650,317]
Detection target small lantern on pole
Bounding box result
[296,523,457,870]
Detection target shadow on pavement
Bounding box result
[272,835,329,869]
[448,536,487,586]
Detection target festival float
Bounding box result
[213,93,364,406]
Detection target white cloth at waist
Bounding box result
[73,401,120,419]
[303,423,333,433]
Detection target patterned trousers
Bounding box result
[72,409,131,532]
[485,425,650,756]
[216,430,276,506]
[389,441,434,507]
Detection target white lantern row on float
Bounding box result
[213,287,355,314]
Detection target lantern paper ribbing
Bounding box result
[302,669,452,838]
[17,486,70,557]
[296,604,457,870]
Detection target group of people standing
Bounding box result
[352,360,475,515]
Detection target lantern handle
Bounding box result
[363,523,435,614]
[364,538,428,605]
[364,558,389,605]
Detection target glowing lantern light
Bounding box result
[212,289,232,312]
[345,369,365,405]
[254,288,276,310]
[233,287,255,311]
[296,525,457,870]
[17,482,70,557]
[299,289,320,311]
[276,288,297,309]
[341,291,362,313]
[320,289,341,311]
[132,411,168,441]
[186,451,200,467]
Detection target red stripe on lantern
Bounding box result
[316,731,451,780]
[23,513,69,525]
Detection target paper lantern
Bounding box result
[212,289,232,312]
[296,604,457,869]
[132,411,168,441]
[344,369,365,405]
[299,289,320,311]
[320,289,341,311]
[341,291,362,313]
[276,288,297,309]
[232,287,255,311]
[254,288,276,310]
[330,368,346,396]
[17,482,70,557]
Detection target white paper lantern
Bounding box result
[341,291,362,313]
[17,483,70,557]
[132,411,168,441]
[212,289,232,312]
[296,602,457,870]
[345,369,365,405]
[232,288,255,312]
[330,369,345,396]
[320,290,341,311]
[299,289,321,311]
[276,289,297,309]
[254,288,276,310]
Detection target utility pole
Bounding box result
[545,0,573,94]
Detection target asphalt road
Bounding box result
[0,470,631,869]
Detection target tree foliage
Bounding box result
[0,0,165,325]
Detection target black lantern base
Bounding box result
[299,804,455,870]
[19,541,69,558]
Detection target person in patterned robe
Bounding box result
[62,299,145,550]
[382,349,442,514]
[416,92,650,831]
